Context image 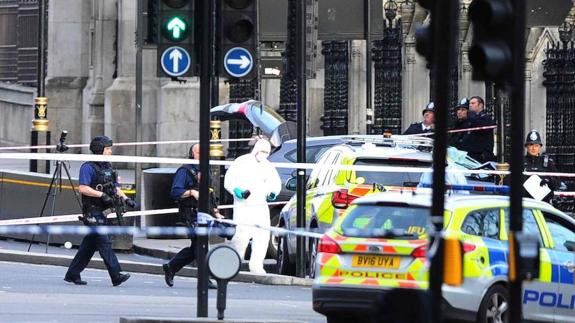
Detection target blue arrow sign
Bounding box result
[224,47,253,78]
[161,46,191,77]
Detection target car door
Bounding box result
[539,211,575,322]
[504,209,556,322]
[286,149,340,249]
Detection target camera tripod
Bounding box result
[27,132,82,253]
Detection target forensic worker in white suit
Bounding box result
[224,138,281,274]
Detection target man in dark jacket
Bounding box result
[449,98,472,148]
[462,96,495,163]
[403,102,435,135]
[64,136,133,286]
[523,130,559,203]
[162,144,222,288]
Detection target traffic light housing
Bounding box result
[157,0,195,77]
[219,0,258,78]
[468,0,514,82]
[415,0,434,65]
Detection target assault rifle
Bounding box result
[100,182,126,226]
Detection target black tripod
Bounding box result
[27,131,82,253]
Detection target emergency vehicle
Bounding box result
[312,192,575,323]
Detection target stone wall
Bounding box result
[0,83,35,146]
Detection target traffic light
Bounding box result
[468,0,514,82]
[219,0,258,79]
[157,0,195,77]
[415,0,434,65]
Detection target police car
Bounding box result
[312,192,575,323]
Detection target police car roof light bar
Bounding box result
[418,182,510,194]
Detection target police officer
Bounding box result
[162,144,222,288]
[403,102,435,135]
[465,96,495,163]
[449,98,472,149]
[523,130,559,203]
[64,136,133,286]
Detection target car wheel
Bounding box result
[477,285,509,323]
[266,210,281,259]
[276,235,295,275]
[308,236,319,278]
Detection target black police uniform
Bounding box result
[523,154,559,203]
[403,122,433,135]
[65,161,127,286]
[165,164,201,275]
[460,110,495,163]
[449,116,472,148]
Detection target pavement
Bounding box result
[0,153,312,287]
[0,237,311,287]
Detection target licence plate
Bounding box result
[352,255,400,269]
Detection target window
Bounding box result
[341,204,429,239]
[353,158,431,186]
[461,208,500,239]
[284,145,331,163]
[542,212,575,252]
[503,209,544,245]
[307,150,339,189]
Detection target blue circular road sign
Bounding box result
[223,47,254,78]
[161,46,191,77]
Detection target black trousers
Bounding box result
[66,232,122,281]
[167,237,197,273]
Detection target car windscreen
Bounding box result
[340,204,429,239]
[353,158,431,187]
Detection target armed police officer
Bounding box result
[403,102,435,135]
[523,130,559,203]
[64,136,134,286]
[162,144,222,288]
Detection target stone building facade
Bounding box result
[1,0,574,157]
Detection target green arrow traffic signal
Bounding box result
[162,16,190,42]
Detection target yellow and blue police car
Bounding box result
[312,192,575,323]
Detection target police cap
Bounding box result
[422,102,435,115]
[90,136,113,154]
[525,130,542,146]
[455,98,469,110]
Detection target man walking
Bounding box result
[64,136,133,286]
[162,144,221,288]
[224,138,281,274]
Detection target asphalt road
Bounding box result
[0,261,325,323]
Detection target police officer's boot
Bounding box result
[112,273,130,286]
[162,264,174,287]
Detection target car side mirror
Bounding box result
[564,240,575,252]
[354,177,365,185]
[285,177,297,191]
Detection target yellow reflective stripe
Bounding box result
[538,249,552,282]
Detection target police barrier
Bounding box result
[3,151,575,178]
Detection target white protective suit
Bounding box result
[224,139,281,273]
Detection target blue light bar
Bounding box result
[418,183,510,194]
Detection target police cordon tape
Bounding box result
[404,124,498,137]
[2,151,575,178]
[0,138,255,152]
[0,201,287,226]
[0,215,323,240]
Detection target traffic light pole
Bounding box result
[508,0,527,321]
[197,0,214,317]
[135,0,143,208]
[295,0,307,278]
[428,0,458,322]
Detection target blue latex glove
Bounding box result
[233,188,244,199]
[267,192,277,202]
[234,188,251,199]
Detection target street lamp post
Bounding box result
[30,0,50,173]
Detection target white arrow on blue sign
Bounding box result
[161,46,191,77]
[224,47,254,78]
